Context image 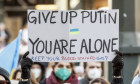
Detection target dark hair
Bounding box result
[12,69,21,80]
[52,62,75,74]
[32,62,45,82]
[90,78,110,84]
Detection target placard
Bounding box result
[28,10,119,62]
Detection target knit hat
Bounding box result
[0,67,11,84]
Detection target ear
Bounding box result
[52,66,55,72]
[101,69,103,76]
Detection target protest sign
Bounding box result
[28,10,119,62]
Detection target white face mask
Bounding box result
[32,68,41,79]
[87,68,101,80]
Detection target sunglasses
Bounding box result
[0,80,8,84]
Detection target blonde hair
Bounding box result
[133,64,140,78]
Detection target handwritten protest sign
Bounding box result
[28,10,119,62]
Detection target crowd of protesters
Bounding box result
[0,50,124,84]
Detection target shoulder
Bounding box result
[40,78,47,84]
[132,74,140,84]
[79,77,89,84]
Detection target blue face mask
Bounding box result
[55,68,71,81]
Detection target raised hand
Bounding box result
[21,51,33,79]
[112,50,124,76]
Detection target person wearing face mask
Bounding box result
[12,69,22,81]
[131,64,140,84]
[46,62,78,84]
[74,66,84,80]
[18,52,78,84]
[0,67,11,84]
[11,69,21,84]
[79,62,103,84]
[79,51,124,84]
[30,62,46,84]
[19,60,46,84]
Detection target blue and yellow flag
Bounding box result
[70,28,79,35]
[0,30,21,74]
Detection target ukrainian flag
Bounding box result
[0,30,21,76]
[70,28,79,35]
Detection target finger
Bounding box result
[23,51,29,58]
[115,50,122,57]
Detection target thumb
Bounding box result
[23,51,29,58]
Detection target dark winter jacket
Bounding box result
[111,78,124,84]
[46,72,78,84]
[79,76,89,84]
[79,76,124,84]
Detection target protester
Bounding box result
[46,62,78,84]
[132,74,140,84]
[132,64,140,84]
[74,66,84,80]
[133,64,140,78]
[111,51,124,84]
[90,78,110,84]
[19,52,78,84]
[12,69,22,80]
[79,51,124,84]
[30,62,45,84]
[0,67,11,84]
[79,62,103,84]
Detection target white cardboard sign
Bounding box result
[28,10,119,62]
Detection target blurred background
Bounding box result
[0,0,140,84]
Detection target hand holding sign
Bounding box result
[21,51,33,79]
[112,50,124,76]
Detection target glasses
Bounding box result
[0,80,8,84]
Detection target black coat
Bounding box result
[79,76,123,84]
[111,78,124,84]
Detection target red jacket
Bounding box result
[46,72,78,84]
